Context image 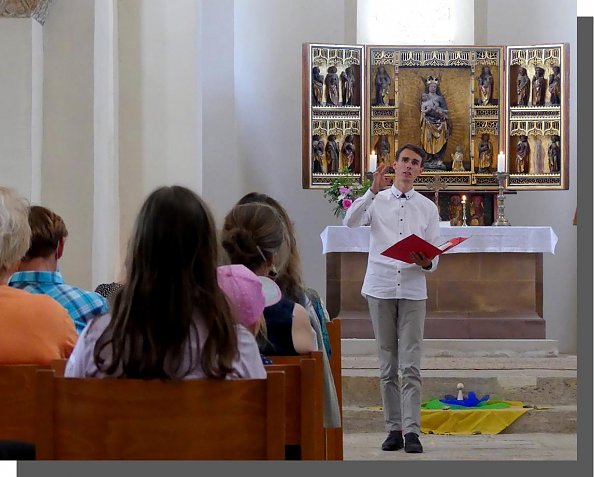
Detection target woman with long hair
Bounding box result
[65,186,265,379]
[235,193,341,429]
[221,202,315,356]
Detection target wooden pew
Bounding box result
[325,318,343,460]
[0,365,47,443]
[50,359,67,377]
[265,351,325,460]
[324,320,344,459]
[35,369,286,460]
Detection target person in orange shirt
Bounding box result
[0,187,77,365]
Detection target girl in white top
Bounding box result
[66,186,265,380]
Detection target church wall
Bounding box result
[201,0,241,223]
[0,18,41,202]
[233,0,348,305]
[118,0,203,271]
[43,0,95,290]
[484,0,577,352]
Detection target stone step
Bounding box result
[342,374,577,407]
[343,404,577,434]
[338,354,577,435]
[342,338,560,358]
[340,354,577,406]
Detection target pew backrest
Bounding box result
[325,319,343,460]
[0,364,47,442]
[35,369,286,460]
[264,352,324,459]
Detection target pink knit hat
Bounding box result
[217,264,282,328]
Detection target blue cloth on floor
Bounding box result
[440,391,489,407]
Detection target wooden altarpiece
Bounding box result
[302,43,569,194]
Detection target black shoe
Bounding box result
[381,430,404,451]
[404,432,423,453]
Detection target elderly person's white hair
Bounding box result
[0,187,31,274]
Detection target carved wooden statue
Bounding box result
[548,135,561,173]
[325,134,340,173]
[312,67,324,106]
[420,76,450,171]
[549,66,561,105]
[517,67,530,106]
[516,135,530,173]
[312,135,325,173]
[341,134,356,172]
[451,146,465,171]
[477,66,494,105]
[325,66,339,106]
[532,67,546,106]
[477,133,493,173]
[374,65,391,106]
[340,67,356,106]
[374,135,391,166]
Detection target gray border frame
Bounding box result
[15,15,594,477]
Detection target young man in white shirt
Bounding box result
[343,143,440,453]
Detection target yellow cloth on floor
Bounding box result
[421,402,528,435]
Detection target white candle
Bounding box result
[497,151,506,172]
[461,195,466,204]
[369,151,378,172]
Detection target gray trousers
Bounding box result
[367,296,426,435]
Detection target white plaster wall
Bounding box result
[484,0,577,352]
[0,18,38,200]
[93,0,120,284]
[201,0,240,223]
[31,21,43,204]
[43,0,95,289]
[233,0,347,298]
[357,0,474,45]
[118,0,203,261]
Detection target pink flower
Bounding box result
[339,187,351,195]
[342,198,353,209]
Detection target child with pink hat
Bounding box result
[217,264,281,334]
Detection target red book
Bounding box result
[380,234,469,264]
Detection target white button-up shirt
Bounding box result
[343,185,440,300]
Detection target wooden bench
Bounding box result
[35,369,286,460]
[265,351,325,460]
[325,318,343,460]
[50,359,67,377]
[0,365,47,443]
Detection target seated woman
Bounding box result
[221,202,316,356]
[0,187,77,365]
[237,193,332,354]
[65,186,265,379]
[236,192,341,430]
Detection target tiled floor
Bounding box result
[344,432,577,460]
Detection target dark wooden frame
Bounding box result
[302,42,570,192]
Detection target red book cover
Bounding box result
[380,234,469,264]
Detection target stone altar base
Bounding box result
[327,252,545,339]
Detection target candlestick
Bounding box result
[492,171,511,226]
[369,151,377,172]
[461,196,468,227]
[497,152,506,173]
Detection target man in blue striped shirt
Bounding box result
[9,206,108,334]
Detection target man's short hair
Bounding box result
[25,206,69,260]
[395,144,427,166]
[0,187,31,272]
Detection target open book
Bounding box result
[380,234,469,264]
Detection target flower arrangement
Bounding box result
[323,167,372,218]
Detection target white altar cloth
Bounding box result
[320,225,558,255]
